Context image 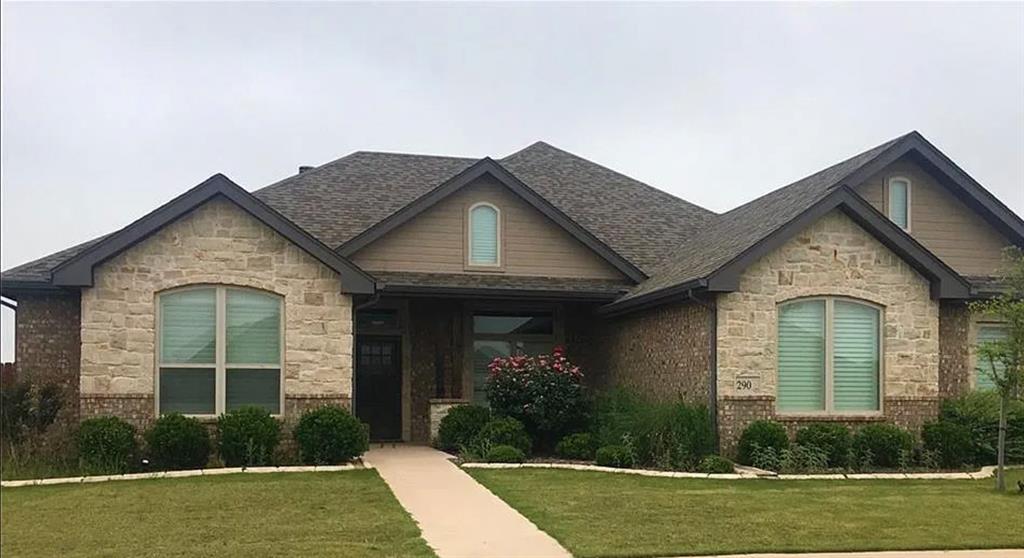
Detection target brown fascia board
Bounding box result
[705,187,971,299]
[50,174,376,294]
[378,283,625,302]
[337,157,648,283]
[837,132,1024,245]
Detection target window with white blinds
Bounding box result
[777,298,881,413]
[468,203,500,266]
[975,324,1008,391]
[888,177,911,230]
[158,286,283,416]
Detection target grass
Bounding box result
[469,468,1024,558]
[1,470,435,558]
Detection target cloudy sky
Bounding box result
[2,2,1022,360]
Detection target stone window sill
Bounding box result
[775,414,886,422]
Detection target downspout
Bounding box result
[687,291,719,453]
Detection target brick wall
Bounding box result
[14,292,82,423]
[408,300,464,443]
[939,301,971,399]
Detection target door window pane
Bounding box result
[226,290,281,364]
[833,301,880,411]
[778,300,826,411]
[226,369,281,413]
[160,368,216,414]
[473,340,511,405]
[160,289,216,364]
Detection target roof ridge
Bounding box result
[503,140,717,217]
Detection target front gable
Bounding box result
[349,174,630,281]
[854,157,1013,277]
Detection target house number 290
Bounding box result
[735,378,755,391]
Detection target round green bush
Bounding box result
[555,432,596,460]
[795,423,852,468]
[217,406,281,467]
[697,454,734,474]
[736,420,789,465]
[485,444,526,463]
[436,405,491,453]
[852,423,914,469]
[77,416,137,475]
[922,420,974,469]
[144,413,210,470]
[595,444,633,468]
[293,405,369,465]
[474,417,532,456]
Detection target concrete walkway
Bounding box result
[364,445,571,558]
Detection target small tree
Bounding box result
[970,247,1024,491]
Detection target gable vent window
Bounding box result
[887,177,911,231]
[468,203,500,266]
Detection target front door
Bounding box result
[355,336,402,441]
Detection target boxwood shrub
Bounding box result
[473,417,531,456]
[293,405,369,465]
[436,405,490,453]
[852,423,914,469]
[697,454,734,474]
[795,423,852,468]
[595,445,633,468]
[736,420,789,465]
[144,413,211,470]
[555,432,597,460]
[922,420,974,469]
[78,416,137,475]
[485,444,526,463]
[217,406,281,467]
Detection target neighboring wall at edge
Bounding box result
[715,209,940,454]
[856,157,1010,277]
[590,299,712,407]
[79,197,353,428]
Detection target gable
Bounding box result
[854,157,1012,277]
[350,174,629,281]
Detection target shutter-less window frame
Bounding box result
[467,202,501,268]
[887,177,911,231]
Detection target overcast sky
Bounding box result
[2,2,1023,360]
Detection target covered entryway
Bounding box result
[355,335,402,441]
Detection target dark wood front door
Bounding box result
[355,336,402,441]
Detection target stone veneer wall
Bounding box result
[14,293,82,423]
[592,299,712,406]
[939,301,971,399]
[79,197,353,429]
[716,210,941,454]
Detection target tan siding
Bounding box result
[351,176,627,279]
[856,159,1011,277]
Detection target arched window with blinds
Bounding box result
[887,177,911,231]
[468,203,500,266]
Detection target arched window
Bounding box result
[777,297,881,413]
[887,177,911,231]
[157,286,283,416]
[468,203,500,266]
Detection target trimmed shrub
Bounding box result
[922,420,974,469]
[795,423,852,468]
[595,445,633,468]
[555,433,597,460]
[436,405,491,453]
[486,347,587,450]
[77,416,137,475]
[472,417,532,456]
[852,424,914,469]
[293,406,369,465]
[697,455,734,474]
[750,445,781,471]
[485,444,526,463]
[217,406,281,467]
[144,413,210,470]
[940,391,1024,465]
[736,420,789,465]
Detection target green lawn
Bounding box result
[1,470,435,558]
[469,468,1024,558]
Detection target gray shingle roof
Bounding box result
[617,135,906,303]
[1,234,110,284]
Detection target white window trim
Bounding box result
[775,296,885,417]
[886,176,912,232]
[154,285,285,418]
[466,202,502,269]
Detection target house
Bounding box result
[2,131,1021,453]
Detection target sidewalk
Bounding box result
[364,445,571,558]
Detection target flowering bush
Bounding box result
[486,346,587,451]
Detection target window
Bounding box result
[468,203,500,266]
[158,286,282,416]
[887,177,911,230]
[975,324,1008,390]
[471,311,555,404]
[777,298,881,413]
